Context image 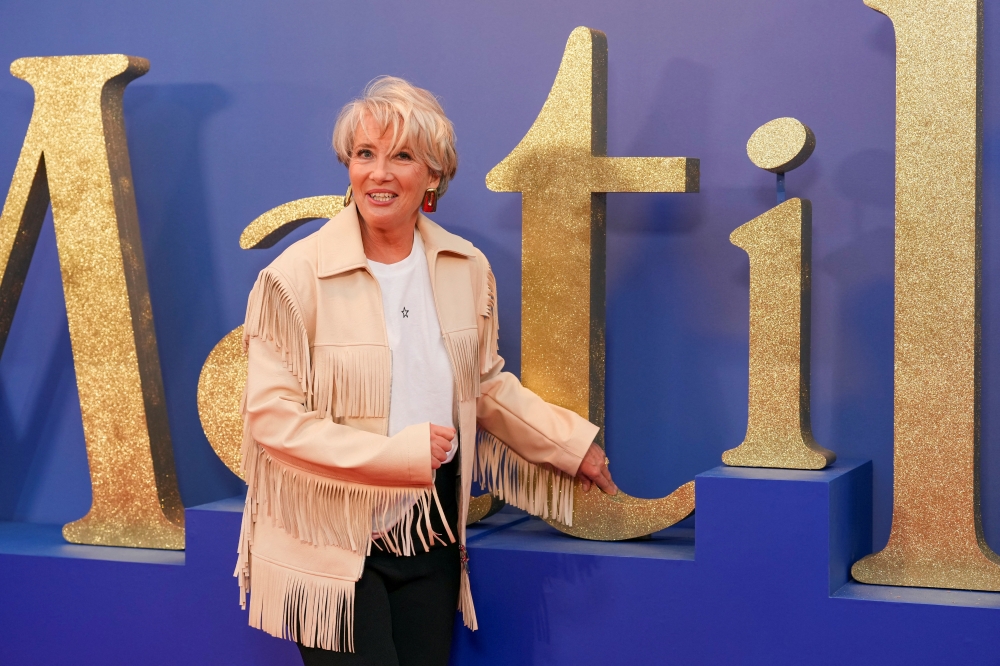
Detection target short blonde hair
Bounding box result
[332,76,458,196]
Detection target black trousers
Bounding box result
[299,459,461,666]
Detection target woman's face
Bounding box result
[348,114,441,232]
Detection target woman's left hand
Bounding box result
[576,443,618,495]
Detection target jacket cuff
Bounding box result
[395,422,433,486]
[554,417,600,476]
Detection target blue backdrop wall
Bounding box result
[0,0,996,560]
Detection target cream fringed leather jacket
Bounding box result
[236,203,598,651]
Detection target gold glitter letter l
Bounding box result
[0,56,184,549]
[850,0,1000,590]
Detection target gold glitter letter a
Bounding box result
[0,56,184,549]
[486,27,697,540]
[850,0,1000,590]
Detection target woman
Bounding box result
[236,76,617,666]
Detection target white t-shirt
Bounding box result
[368,232,457,463]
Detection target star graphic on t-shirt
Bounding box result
[401,307,409,318]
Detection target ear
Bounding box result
[428,171,442,191]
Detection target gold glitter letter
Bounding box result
[723,118,833,470]
[0,55,184,549]
[850,0,1000,590]
[486,27,697,540]
[722,198,835,469]
[198,195,346,477]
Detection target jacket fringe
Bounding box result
[458,567,478,630]
[475,429,574,526]
[245,435,439,556]
[236,413,258,610]
[479,267,500,375]
[248,555,356,652]
[237,431,451,649]
[244,268,311,393]
[445,330,481,402]
[311,346,391,419]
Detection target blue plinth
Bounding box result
[0,497,300,666]
[452,461,1000,665]
[2,460,1000,665]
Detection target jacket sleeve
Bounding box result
[473,259,598,479]
[245,337,433,488]
[477,361,597,477]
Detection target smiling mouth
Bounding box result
[368,192,397,202]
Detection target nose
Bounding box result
[370,154,393,183]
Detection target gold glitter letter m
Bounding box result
[850,0,1000,590]
[0,56,184,549]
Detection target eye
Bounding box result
[356,148,374,159]
[395,151,413,161]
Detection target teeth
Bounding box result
[369,192,396,201]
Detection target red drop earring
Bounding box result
[422,188,438,213]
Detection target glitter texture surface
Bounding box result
[200,195,344,476]
[197,326,246,477]
[465,493,504,525]
[486,27,697,539]
[722,198,835,470]
[746,117,815,173]
[0,56,183,549]
[238,195,343,249]
[850,0,1000,591]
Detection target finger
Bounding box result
[599,463,616,488]
[431,445,448,461]
[594,469,617,495]
[431,458,441,470]
[432,424,457,440]
[580,476,591,492]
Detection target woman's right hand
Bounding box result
[430,424,456,469]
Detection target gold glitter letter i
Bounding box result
[486,27,698,540]
[850,0,1000,590]
[723,117,835,469]
[722,198,835,470]
[0,56,184,549]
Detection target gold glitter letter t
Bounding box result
[486,27,698,540]
[0,56,184,549]
[851,0,1000,590]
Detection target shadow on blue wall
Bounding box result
[126,83,245,507]
[0,251,89,523]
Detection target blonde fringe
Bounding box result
[445,329,481,402]
[480,267,500,375]
[311,346,391,419]
[475,430,574,526]
[243,269,311,393]
[248,555,355,652]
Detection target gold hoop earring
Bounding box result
[344,184,353,206]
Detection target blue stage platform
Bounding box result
[2,460,999,665]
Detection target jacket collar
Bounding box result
[317,203,475,278]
